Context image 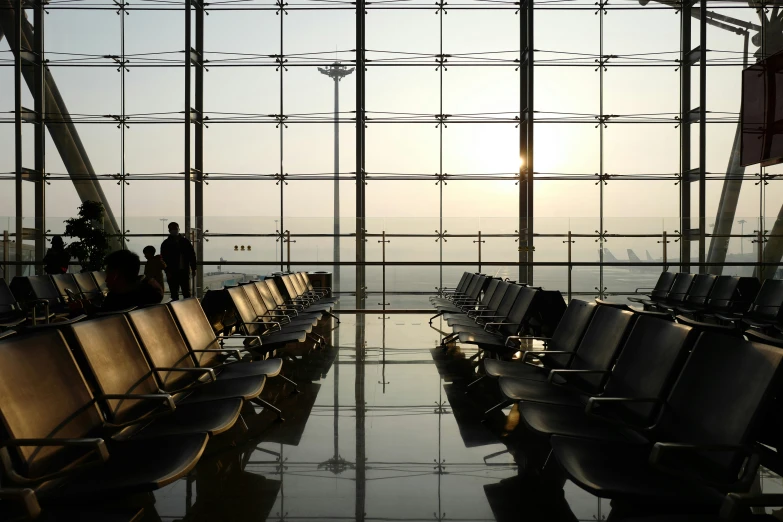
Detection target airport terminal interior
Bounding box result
[5,0,783,519]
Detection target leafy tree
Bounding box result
[63,201,110,272]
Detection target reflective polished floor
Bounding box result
[138,313,781,522]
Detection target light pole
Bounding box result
[738,219,747,255]
[318,62,354,295]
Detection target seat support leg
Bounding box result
[307,333,322,348]
[464,375,486,394]
[252,398,285,422]
[429,311,444,325]
[324,311,340,324]
[441,333,457,346]
[483,399,512,418]
[279,374,300,394]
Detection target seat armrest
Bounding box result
[0,488,41,520]
[0,438,109,486]
[484,322,516,332]
[547,369,610,384]
[506,335,550,346]
[584,396,660,416]
[22,314,88,330]
[2,438,107,450]
[244,320,282,329]
[99,393,177,412]
[720,493,783,520]
[154,367,217,383]
[649,442,759,491]
[522,350,574,364]
[219,334,264,348]
[190,348,245,360]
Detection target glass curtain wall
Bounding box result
[0,0,778,308]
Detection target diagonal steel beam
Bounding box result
[0,3,121,251]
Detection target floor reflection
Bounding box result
[143,314,628,522]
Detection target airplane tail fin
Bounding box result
[602,248,618,262]
[645,250,654,262]
[627,249,641,263]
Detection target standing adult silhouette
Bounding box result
[43,235,70,274]
[160,222,197,300]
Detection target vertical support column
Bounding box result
[438,0,444,294]
[355,0,366,311]
[14,0,23,277]
[33,0,45,273]
[564,230,573,301]
[598,0,605,299]
[334,74,341,294]
[184,0,192,236]
[194,0,204,295]
[519,0,534,285]
[354,310,366,522]
[680,0,691,272]
[697,0,706,273]
[354,0,367,512]
[119,0,127,248]
[278,1,285,270]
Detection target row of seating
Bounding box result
[449,290,783,518]
[0,270,337,519]
[630,272,763,321]
[226,273,339,337]
[0,272,108,330]
[431,272,566,355]
[623,272,783,347]
[0,295,311,514]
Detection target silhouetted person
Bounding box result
[101,249,164,312]
[142,245,166,289]
[160,222,197,300]
[43,235,70,274]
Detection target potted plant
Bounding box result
[63,200,110,272]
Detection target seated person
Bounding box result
[96,249,164,313]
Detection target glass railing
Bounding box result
[1,215,780,309]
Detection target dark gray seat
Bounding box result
[226,285,309,351]
[482,299,597,382]
[658,274,716,313]
[642,273,695,310]
[71,314,264,409]
[253,280,322,323]
[73,272,105,303]
[628,272,676,306]
[50,273,82,304]
[677,276,760,317]
[518,316,698,442]
[456,286,539,352]
[551,332,783,510]
[716,279,783,330]
[241,282,317,332]
[169,297,284,381]
[496,305,636,406]
[445,280,509,326]
[0,278,27,329]
[0,329,208,499]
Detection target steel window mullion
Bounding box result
[34,0,45,273]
